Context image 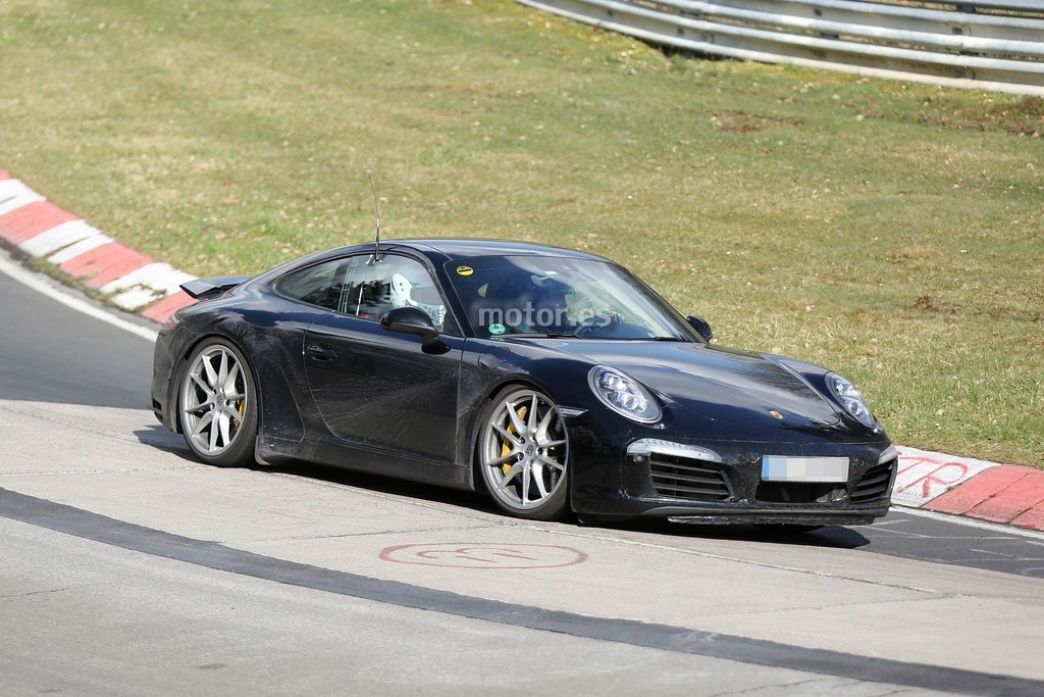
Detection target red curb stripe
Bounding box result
[925,465,1036,516]
[967,469,1044,524]
[59,241,152,287]
[0,201,78,245]
[1012,504,1044,532]
[140,290,196,324]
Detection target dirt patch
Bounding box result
[885,245,939,263]
[710,110,806,133]
[917,95,1043,136]
[912,295,957,315]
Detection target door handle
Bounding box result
[305,344,337,362]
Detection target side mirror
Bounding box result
[687,315,713,342]
[381,306,446,353]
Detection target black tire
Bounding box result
[475,385,570,521]
[178,338,258,468]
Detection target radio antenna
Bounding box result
[367,174,383,264]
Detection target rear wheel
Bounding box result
[478,386,570,521]
[178,339,257,467]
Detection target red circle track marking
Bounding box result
[378,543,588,569]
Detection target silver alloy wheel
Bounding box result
[480,389,569,511]
[181,344,248,456]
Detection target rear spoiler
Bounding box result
[180,275,251,301]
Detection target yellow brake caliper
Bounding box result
[501,404,527,474]
[232,374,245,427]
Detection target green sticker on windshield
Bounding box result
[488,323,506,336]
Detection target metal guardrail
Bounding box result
[948,1,1044,12]
[518,0,1044,95]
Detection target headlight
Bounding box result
[588,366,661,424]
[826,373,876,429]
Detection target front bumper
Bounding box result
[575,497,889,526]
[566,412,895,525]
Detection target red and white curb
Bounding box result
[2,168,1042,532]
[0,170,198,324]
[894,447,1044,531]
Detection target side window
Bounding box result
[339,254,448,330]
[274,258,349,310]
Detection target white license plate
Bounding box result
[761,455,849,483]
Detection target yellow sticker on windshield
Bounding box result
[456,265,474,277]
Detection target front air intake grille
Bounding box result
[851,461,895,502]
[649,453,732,501]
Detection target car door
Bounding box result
[303,252,463,463]
[265,255,356,446]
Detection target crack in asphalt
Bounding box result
[0,585,91,600]
[0,404,193,469]
[0,467,195,477]
[704,593,964,620]
[224,523,502,545]
[705,676,832,697]
[540,526,955,597]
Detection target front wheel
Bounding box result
[178,338,258,467]
[477,386,570,521]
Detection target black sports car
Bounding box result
[152,239,896,525]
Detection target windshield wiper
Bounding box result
[496,333,689,342]
[495,332,575,339]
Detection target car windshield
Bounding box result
[444,255,697,341]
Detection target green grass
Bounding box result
[1,0,1041,466]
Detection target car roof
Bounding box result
[332,238,613,264]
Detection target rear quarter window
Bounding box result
[274,259,348,310]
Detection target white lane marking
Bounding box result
[20,219,98,257]
[0,179,45,216]
[0,252,157,343]
[849,525,928,539]
[865,518,908,527]
[968,548,1015,558]
[897,507,1044,541]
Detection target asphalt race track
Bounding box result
[2,253,1043,697]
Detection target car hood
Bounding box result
[526,339,846,436]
